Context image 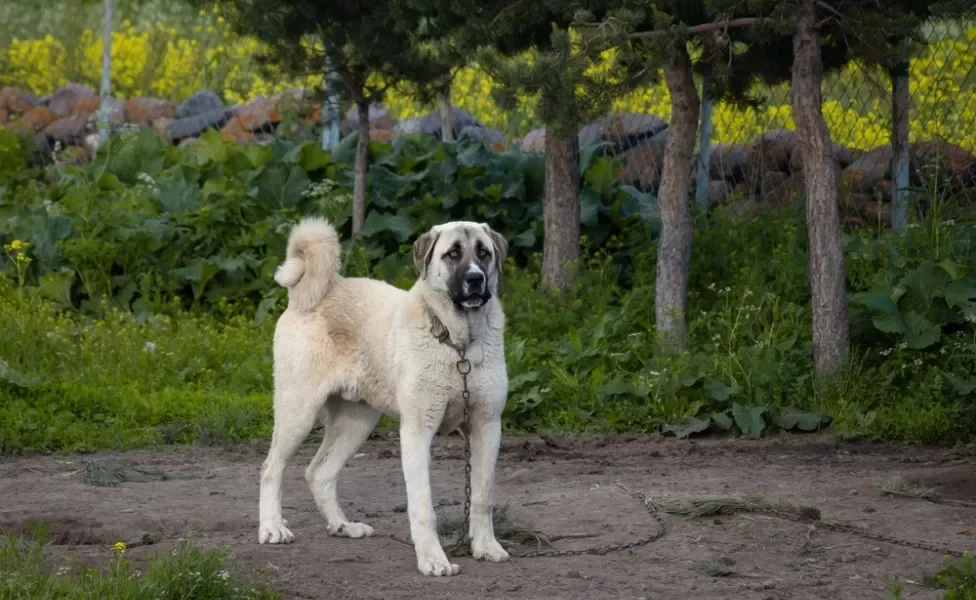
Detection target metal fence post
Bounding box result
[695,67,714,208]
[320,50,341,151]
[97,0,112,144]
[890,42,911,231]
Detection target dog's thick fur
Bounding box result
[258,216,510,577]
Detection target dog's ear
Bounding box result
[481,224,508,275]
[412,230,440,279]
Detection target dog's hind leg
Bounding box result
[258,386,323,545]
[305,397,381,538]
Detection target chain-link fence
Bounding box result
[1,2,974,228]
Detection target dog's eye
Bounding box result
[477,247,490,259]
[447,248,460,259]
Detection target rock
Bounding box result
[839,145,892,193]
[340,102,396,136]
[369,128,394,142]
[48,83,96,119]
[177,137,200,149]
[176,90,224,119]
[865,200,892,226]
[163,107,238,142]
[0,87,41,115]
[873,179,894,201]
[124,97,176,124]
[577,112,667,152]
[8,106,58,134]
[220,125,257,145]
[72,96,125,124]
[44,115,90,146]
[520,128,546,153]
[709,144,751,181]
[394,107,481,140]
[759,170,797,208]
[618,139,667,192]
[751,128,797,172]
[57,145,90,167]
[790,141,857,172]
[705,180,730,206]
[909,141,976,189]
[226,97,281,133]
[459,124,507,147]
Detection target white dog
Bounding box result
[258,216,511,577]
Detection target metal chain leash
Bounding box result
[432,319,668,560]
[765,509,970,558]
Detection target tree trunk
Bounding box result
[791,0,850,377]
[541,128,580,290]
[352,97,370,238]
[655,43,700,354]
[439,85,454,142]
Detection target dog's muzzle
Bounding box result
[456,270,490,309]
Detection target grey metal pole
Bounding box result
[97,0,113,144]
[320,51,341,151]
[890,49,910,231]
[695,68,714,208]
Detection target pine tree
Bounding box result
[403,0,657,290]
[578,0,960,364]
[209,0,441,237]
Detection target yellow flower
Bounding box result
[7,240,23,251]
[113,541,127,555]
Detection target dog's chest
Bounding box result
[436,364,496,434]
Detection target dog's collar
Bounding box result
[427,308,471,355]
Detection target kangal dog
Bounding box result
[258,216,510,577]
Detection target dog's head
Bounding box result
[412,221,508,311]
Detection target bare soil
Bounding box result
[2,433,975,599]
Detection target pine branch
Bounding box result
[627,17,770,40]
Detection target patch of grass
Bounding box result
[878,475,944,503]
[437,503,551,556]
[661,493,823,522]
[935,552,976,599]
[0,530,279,600]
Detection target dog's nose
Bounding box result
[465,272,485,287]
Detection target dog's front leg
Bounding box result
[400,408,460,576]
[467,405,510,562]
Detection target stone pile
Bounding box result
[3,83,975,225]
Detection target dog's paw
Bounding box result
[328,521,375,539]
[472,539,510,563]
[416,550,461,577]
[258,522,295,544]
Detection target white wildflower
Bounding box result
[143,341,157,353]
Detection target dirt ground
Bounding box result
[2,433,975,599]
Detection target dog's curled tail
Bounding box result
[274,217,341,311]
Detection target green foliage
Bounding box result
[0,129,653,315]
[0,132,975,454]
[0,529,278,600]
[935,553,976,600]
[0,127,27,182]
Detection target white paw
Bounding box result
[258,521,295,544]
[416,549,461,576]
[328,521,375,538]
[472,538,510,562]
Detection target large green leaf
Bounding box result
[944,281,976,311]
[899,260,951,310]
[584,155,619,198]
[772,407,831,432]
[662,415,711,439]
[849,291,900,317]
[732,403,767,439]
[703,377,743,402]
[902,311,941,349]
[360,211,419,243]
